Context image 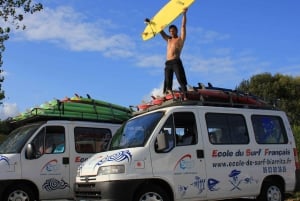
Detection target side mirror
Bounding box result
[156,131,169,152]
[25,143,38,159]
[25,144,33,159]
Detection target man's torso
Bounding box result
[167,37,183,60]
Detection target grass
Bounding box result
[287,192,300,201]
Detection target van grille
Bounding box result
[75,191,101,199]
[77,183,96,188]
[79,176,96,182]
[75,183,101,200]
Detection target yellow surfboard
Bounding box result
[142,0,195,41]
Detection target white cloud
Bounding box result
[189,27,230,44]
[213,48,232,56]
[136,55,165,68]
[142,81,183,103]
[14,6,135,58]
[0,103,20,120]
[188,56,235,74]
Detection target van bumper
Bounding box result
[74,179,145,201]
[295,169,300,192]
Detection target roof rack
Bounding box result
[9,95,133,126]
[7,108,129,128]
[133,98,277,116]
[133,82,277,116]
[133,96,278,116]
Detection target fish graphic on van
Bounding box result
[208,178,220,191]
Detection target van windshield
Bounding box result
[0,123,42,154]
[109,112,164,150]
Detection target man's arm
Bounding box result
[160,29,170,41]
[180,8,187,41]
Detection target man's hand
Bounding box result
[183,8,188,14]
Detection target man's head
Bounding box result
[169,25,178,37]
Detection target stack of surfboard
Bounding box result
[137,83,271,111]
[12,94,133,123]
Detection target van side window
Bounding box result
[206,113,249,145]
[251,115,288,144]
[75,127,112,153]
[30,126,65,158]
[157,112,197,153]
[158,115,175,152]
[174,112,197,146]
[45,126,65,154]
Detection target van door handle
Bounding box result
[197,150,204,158]
[62,157,69,165]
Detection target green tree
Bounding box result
[293,125,300,154]
[0,0,43,104]
[0,119,12,134]
[237,73,300,126]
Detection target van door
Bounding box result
[22,125,70,200]
[202,112,254,200]
[151,111,207,200]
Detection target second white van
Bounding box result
[0,119,121,201]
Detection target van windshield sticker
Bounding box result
[95,150,132,166]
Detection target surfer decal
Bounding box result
[95,150,132,167]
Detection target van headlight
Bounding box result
[98,165,125,175]
[76,166,82,177]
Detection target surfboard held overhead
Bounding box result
[142,0,195,41]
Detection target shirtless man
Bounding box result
[160,8,188,98]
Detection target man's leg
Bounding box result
[164,64,174,94]
[174,62,187,92]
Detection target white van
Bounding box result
[74,100,300,201]
[0,119,121,201]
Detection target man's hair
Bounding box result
[169,24,178,32]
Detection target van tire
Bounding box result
[134,184,170,201]
[257,181,284,201]
[4,184,37,201]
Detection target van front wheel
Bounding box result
[257,181,284,201]
[4,184,37,201]
[134,184,170,201]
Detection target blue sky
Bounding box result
[0,0,299,119]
